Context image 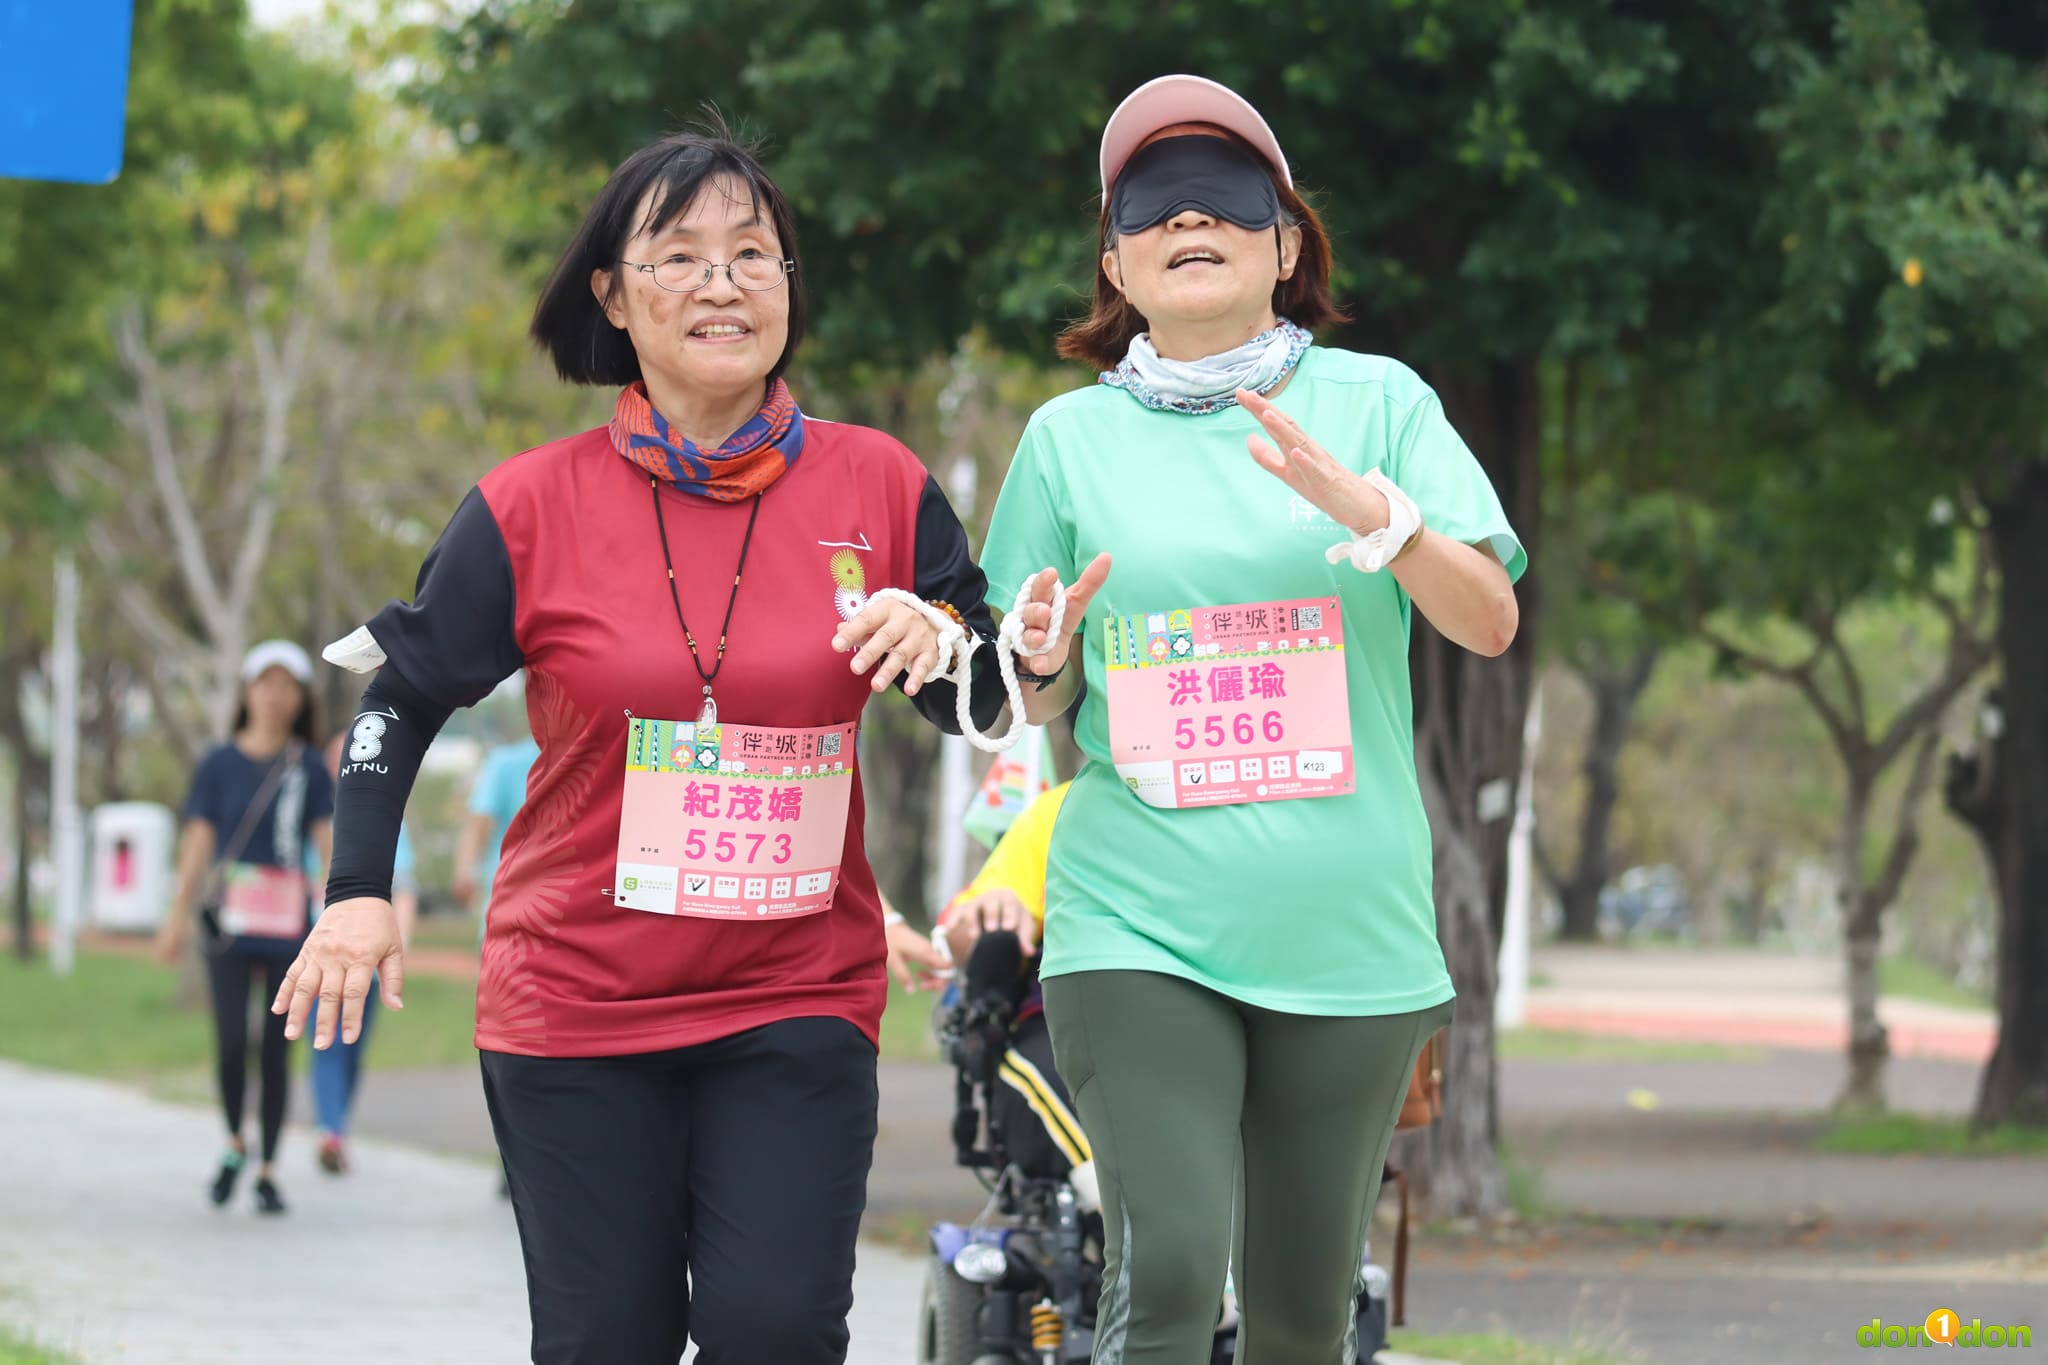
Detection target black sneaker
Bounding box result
[254,1177,288,1215]
[208,1150,245,1207]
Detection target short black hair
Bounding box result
[531,116,806,387]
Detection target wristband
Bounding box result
[1326,469,1425,574]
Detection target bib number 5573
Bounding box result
[682,829,794,865]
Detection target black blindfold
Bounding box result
[1108,134,1282,235]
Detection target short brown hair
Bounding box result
[1057,141,1348,372]
[531,115,806,387]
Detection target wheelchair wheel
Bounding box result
[917,1255,1010,1365]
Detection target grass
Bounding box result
[1501,1143,1550,1222]
[1387,1332,1638,1365]
[0,1324,74,1365]
[0,946,481,1083]
[1817,1113,2048,1157]
[0,938,950,1083]
[405,911,485,954]
[1497,1028,1766,1064]
[1878,955,1991,1010]
[878,978,944,1062]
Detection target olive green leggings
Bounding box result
[1043,971,1452,1364]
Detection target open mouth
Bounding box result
[1167,248,1224,270]
[690,321,751,339]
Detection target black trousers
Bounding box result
[989,1011,1090,1180]
[481,1016,879,1365]
[205,947,293,1163]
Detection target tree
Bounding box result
[1535,391,1674,941]
[1688,543,1993,1112]
[1743,0,2048,1125]
[1576,337,1996,1111]
[0,0,262,955]
[48,30,359,757]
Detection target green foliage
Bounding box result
[415,0,1775,379]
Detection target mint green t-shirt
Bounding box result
[980,347,1527,1016]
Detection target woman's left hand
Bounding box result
[1238,387,1389,535]
[833,598,944,695]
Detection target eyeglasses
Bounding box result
[619,251,796,294]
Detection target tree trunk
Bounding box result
[1557,646,1659,940]
[0,623,47,961]
[1974,463,2048,1128]
[1396,357,1542,1221]
[1729,850,1775,945]
[1839,898,1889,1114]
[1834,778,1889,1113]
[10,750,34,963]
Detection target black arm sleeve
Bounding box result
[324,670,453,906]
[363,486,524,709]
[907,475,1008,735]
[325,486,523,906]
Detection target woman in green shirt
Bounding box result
[983,75,1526,1361]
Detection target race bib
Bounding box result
[1103,597,1355,810]
[219,864,309,939]
[613,716,855,920]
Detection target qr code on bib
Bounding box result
[817,732,842,758]
[1291,606,1324,632]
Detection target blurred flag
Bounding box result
[961,725,1059,849]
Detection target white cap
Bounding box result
[241,639,314,685]
[1099,74,1292,198]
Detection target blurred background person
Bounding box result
[306,726,420,1175]
[450,714,538,938]
[155,640,332,1215]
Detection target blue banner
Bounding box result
[0,2,138,184]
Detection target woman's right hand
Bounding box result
[272,896,406,1049]
[1016,553,1113,677]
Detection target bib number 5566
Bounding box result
[1173,711,1286,750]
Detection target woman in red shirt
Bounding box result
[277,124,1013,1365]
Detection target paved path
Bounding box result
[0,1060,1451,1365]
[0,1060,928,1365]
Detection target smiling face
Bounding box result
[592,174,792,420]
[1101,124,1302,352]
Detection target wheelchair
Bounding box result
[915,931,1391,1365]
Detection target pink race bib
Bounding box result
[612,716,854,920]
[219,864,309,939]
[1104,597,1355,810]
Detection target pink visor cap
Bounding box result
[1098,74,1292,199]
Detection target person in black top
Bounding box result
[157,639,333,1215]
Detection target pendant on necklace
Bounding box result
[696,685,718,728]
